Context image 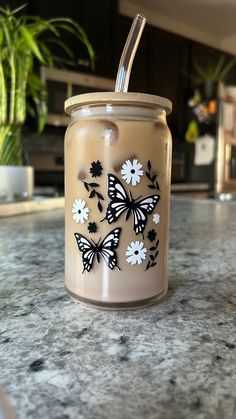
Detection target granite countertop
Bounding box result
[0,198,236,419]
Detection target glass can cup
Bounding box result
[64,92,172,309]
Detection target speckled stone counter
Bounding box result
[0,198,236,419]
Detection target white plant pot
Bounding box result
[0,166,34,202]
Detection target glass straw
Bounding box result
[115,14,146,93]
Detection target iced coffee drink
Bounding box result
[64,92,172,308]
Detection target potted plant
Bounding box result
[191,54,236,100]
[0,4,94,202]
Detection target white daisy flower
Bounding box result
[153,213,160,224]
[121,159,144,186]
[126,241,147,265]
[72,198,89,223]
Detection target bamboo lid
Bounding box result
[64,92,172,115]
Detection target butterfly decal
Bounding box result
[103,174,160,235]
[74,227,121,273]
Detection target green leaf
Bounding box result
[0,5,95,156]
[212,55,226,81]
[27,72,46,91]
[26,102,36,117]
[38,42,53,67]
[0,61,7,123]
[27,20,60,38]
[193,59,209,81]
[1,19,12,50]
[20,26,45,63]
[0,28,3,46]
[7,4,27,16]
[49,18,95,69]
[219,57,236,81]
[36,100,47,133]
[0,126,22,165]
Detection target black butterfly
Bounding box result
[103,174,160,235]
[74,227,121,273]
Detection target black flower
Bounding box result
[147,229,157,242]
[87,222,97,233]
[90,160,103,177]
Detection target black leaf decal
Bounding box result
[89,183,99,187]
[89,190,96,198]
[84,182,89,192]
[145,161,160,192]
[145,234,159,271]
[96,192,104,200]
[98,201,103,212]
[146,260,151,270]
[82,180,104,213]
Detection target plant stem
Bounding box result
[0,60,7,124]
[15,55,31,124]
[0,125,21,165]
[9,54,16,124]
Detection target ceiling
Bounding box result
[119,0,236,55]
